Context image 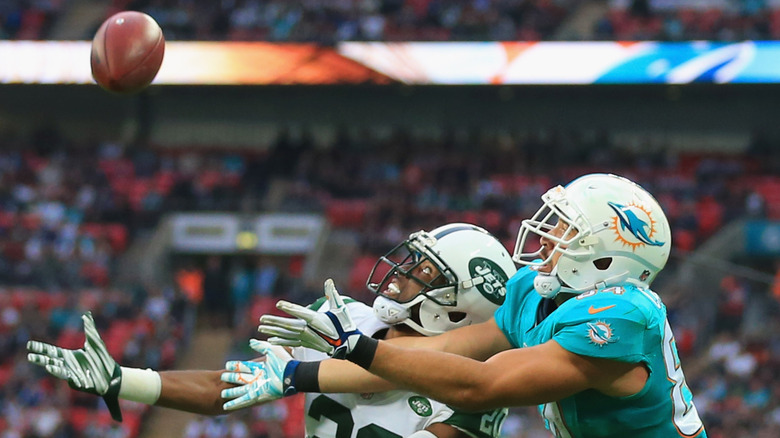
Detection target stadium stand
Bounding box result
[6,0,780,43]
[600,0,778,41]
[1,125,779,435]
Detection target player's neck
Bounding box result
[554,292,576,306]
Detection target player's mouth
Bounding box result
[381,280,402,299]
[536,249,554,273]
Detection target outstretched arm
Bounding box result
[255,278,514,395]
[314,319,512,393]
[27,312,262,418]
[361,338,645,411]
[156,370,236,415]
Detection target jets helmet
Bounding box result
[513,173,671,299]
[369,223,517,336]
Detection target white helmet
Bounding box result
[513,173,671,299]
[369,223,517,336]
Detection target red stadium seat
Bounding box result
[0,363,13,386]
[106,224,129,252]
[68,407,91,433]
[57,328,85,350]
[348,254,379,294]
[754,177,780,219]
[326,199,369,228]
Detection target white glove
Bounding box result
[27,311,124,422]
[259,278,363,359]
[220,339,290,411]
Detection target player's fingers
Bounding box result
[229,381,279,411]
[44,364,70,380]
[83,323,114,372]
[258,314,307,333]
[81,312,97,335]
[250,339,292,363]
[257,324,302,340]
[28,353,64,368]
[220,371,258,386]
[248,339,274,355]
[222,393,256,411]
[26,340,64,358]
[324,278,345,309]
[83,318,104,347]
[266,336,302,348]
[224,361,259,375]
[275,301,317,323]
[82,313,108,362]
[220,385,250,399]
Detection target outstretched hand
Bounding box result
[258,278,363,359]
[27,311,123,422]
[220,339,291,411]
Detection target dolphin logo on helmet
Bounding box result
[608,201,665,248]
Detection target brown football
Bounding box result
[90,11,165,94]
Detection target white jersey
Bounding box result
[293,297,507,438]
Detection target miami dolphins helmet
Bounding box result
[513,173,671,299]
[369,223,517,336]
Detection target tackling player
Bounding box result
[259,174,708,438]
[27,223,516,438]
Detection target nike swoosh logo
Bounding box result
[588,304,616,314]
[321,334,343,347]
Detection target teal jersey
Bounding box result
[494,267,707,438]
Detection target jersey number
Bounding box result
[479,409,508,436]
[309,395,402,438]
[662,320,703,436]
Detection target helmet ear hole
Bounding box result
[593,257,613,271]
[448,312,467,323]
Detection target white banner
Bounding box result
[171,214,239,253]
[256,214,325,254]
[170,213,325,254]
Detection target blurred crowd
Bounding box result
[1,125,779,436]
[6,0,780,42]
[0,0,64,40]
[109,0,577,42]
[598,0,780,41]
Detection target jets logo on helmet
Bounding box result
[468,258,509,305]
[608,201,665,251]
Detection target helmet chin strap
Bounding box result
[533,265,580,299]
[372,294,427,326]
[372,295,410,324]
[533,271,562,299]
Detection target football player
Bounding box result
[259,174,708,438]
[27,223,516,438]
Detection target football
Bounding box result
[90,11,165,94]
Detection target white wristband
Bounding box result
[119,367,162,405]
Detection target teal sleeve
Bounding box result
[493,266,537,349]
[552,297,649,363]
[493,305,519,348]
